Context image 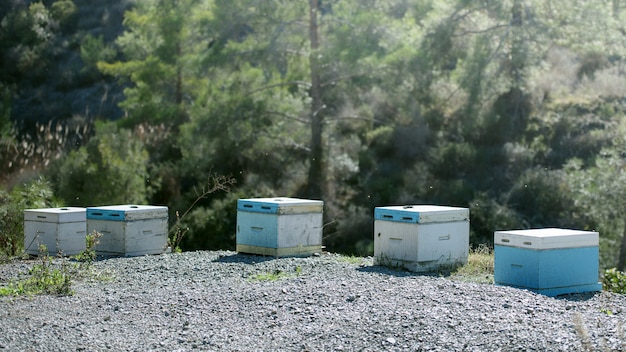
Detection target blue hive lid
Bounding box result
[86,205,168,221]
[237,197,323,214]
[374,205,469,223]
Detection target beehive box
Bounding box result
[374,205,469,272]
[494,228,602,296]
[236,197,323,257]
[87,205,168,256]
[24,207,87,256]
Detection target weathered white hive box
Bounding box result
[87,205,168,256]
[236,197,323,257]
[374,205,469,272]
[494,228,602,296]
[24,207,87,256]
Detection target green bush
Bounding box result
[0,177,60,257]
[0,245,73,296]
[602,268,626,294]
[49,121,155,206]
[178,193,239,251]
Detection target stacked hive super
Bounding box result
[87,205,169,257]
[374,205,470,272]
[236,197,323,257]
[23,207,87,256]
[494,228,602,296]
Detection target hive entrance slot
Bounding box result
[401,217,413,221]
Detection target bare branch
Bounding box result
[266,110,310,124]
[246,81,311,96]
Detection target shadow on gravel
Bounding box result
[554,291,602,302]
[211,252,277,265]
[356,265,441,278]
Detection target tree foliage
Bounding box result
[2,0,626,267]
[49,122,154,206]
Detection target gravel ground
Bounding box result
[0,251,625,352]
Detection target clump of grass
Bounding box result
[0,232,106,297]
[248,266,302,282]
[602,268,626,294]
[337,254,366,265]
[74,230,102,264]
[451,244,494,283]
[0,244,73,296]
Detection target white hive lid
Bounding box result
[494,228,599,249]
[24,207,86,223]
[237,197,323,214]
[374,205,469,223]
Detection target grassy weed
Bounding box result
[248,266,302,282]
[450,244,494,284]
[0,232,105,297]
[0,245,73,296]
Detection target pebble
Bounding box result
[0,250,625,351]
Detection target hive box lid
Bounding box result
[495,228,599,249]
[24,207,86,223]
[374,205,469,224]
[237,197,323,214]
[87,205,168,221]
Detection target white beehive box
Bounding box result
[236,197,323,257]
[494,228,602,296]
[24,207,87,256]
[374,205,469,272]
[87,205,168,256]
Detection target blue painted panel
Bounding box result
[494,245,600,294]
[86,208,125,221]
[237,200,279,214]
[374,208,420,223]
[236,212,278,248]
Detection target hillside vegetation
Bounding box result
[2,0,626,270]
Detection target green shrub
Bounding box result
[0,177,60,256]
[49,121,155,206]
[0,245,73,296]
[602,268,626,294]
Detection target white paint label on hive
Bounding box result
[495,228,598,249]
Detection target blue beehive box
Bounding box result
[87,205,168,256]
[494,228,602,296]
[374,205,470,272]
[236,197,323,257]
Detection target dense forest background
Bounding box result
[2,0,626,270]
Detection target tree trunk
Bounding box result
[307,0,324,200]
[618,217,626,271]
